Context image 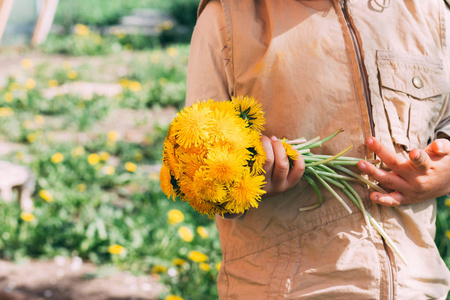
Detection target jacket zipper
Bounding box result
[339,0,374,137]
[340,2,393,299]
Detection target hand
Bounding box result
[261,135,305,198]
[357,137,450,206]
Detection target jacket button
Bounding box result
[412,76,424,89]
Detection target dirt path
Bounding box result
[0,258,163,300]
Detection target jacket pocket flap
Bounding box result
[377,50,450,99]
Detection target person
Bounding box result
[185,0,450,298]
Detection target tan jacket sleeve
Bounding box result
[436,2,450,139]
[185,0,230,107]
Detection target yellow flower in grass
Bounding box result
[172,258,186,266]
[188,250,208,262]
[166,47,178,57]
[0,107,14,117]
[101,166,115,175]
[225,170,266,214]
[165,296,183,300]
[67,70,78,80]
[178,226,193,242]
[196,226,209,239]
[108,244,125,255]
[47,79,59,87]
[21,58,32,69]
[39,190,53,202]
[445,198,450,207]
[27,133,37,143]
[77,184,86,192]
[128,81,141,92]
[35,115,45,126]
[4,92,13,102]
[125,162,137,173]
[25,78,36,90]
[199,263,211,271]
[152,265,167,274]
[20,212,35,222]
[51,152,64,164]
[71,146,85,157]
[99,152,110,161]
[446,230,450,240]
[88,153,100,165]
[107,130,119,142]
[231,95,266,132]
[167,209,184,225]
[74,24,90,36]
[8,82,19,91]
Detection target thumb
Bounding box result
[431,139,450,156]
[409,148,431,172]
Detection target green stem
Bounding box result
[299,175,323,211]
[333,165,387,193]
[305,144,354,167]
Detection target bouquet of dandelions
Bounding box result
[160,96,406,265]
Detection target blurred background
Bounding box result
[0,1,448,300]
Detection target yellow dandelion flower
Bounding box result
[27,133,37,143]
[167,209,184,225]
[4,92,13,102]
[152,265,168,274]
[196,226,209,239]
[177,153,203,179]
[165,295,183,300]
[25,78,36,90]
[216,262,222,271]
[172,258,186,266]
[447,230,450,240]
[166,47,178,57]
[445,198,450,207]
[63,61,71,70]
[107,130,119,142]
[21,58,32,69]
[34,115,45,126]
[203,147,247,184]
[193,172,227,203]
[128,81,141,92]
[178,176,197,202]
[67,70,78,80]
[125,162,137,173]
[108,244,125,255]
[199,263,211,271]
[20,212,35,222]
[8,82,19,91]
[232,95,266,132]
[178,226,193,242]
[39,190,53,202]
[188,195,223,217]
[208,102,248,144]
[160,164,177,200]
[101,166,115,175]
[88,153,100,165]
[225,170,266,214]
[163,140,181,179]
[99,152,110,161]
[51,152,64,164]
[170,102,214,148]
[74,24,90,36]
[0,107,14,117]
[77,184,86,192]
[47,79,59,87]
[188,250,208,262]
[71,146,85,157]
[281,138,299,167]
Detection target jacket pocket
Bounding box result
[376,50,450,150]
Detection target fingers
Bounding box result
[261,136,274,175]
[431,139,450,156]
[370,191,406,206]
[365,137,407,172]
[409,148,431,172]
[270,136,290,187]
[286,149,305,188]
[357,160,408,191]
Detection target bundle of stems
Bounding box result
[286,128,407,265]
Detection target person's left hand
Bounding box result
[357,137,450,206]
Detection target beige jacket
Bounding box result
[185,0,450,299]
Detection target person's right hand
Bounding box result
[261,135,305,198]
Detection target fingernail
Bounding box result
[270,136,278,141]
[366,137,374,146]
[435,140,443,153]
[358,161,367,170]
[372,194,379,201]
[412,150,420,160]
